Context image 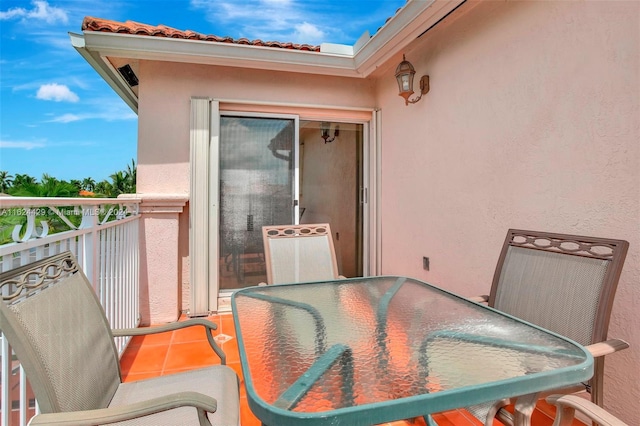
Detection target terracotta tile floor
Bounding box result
[120,313,585,426]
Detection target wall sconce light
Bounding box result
[395,55,429,105]
[321,122,339,143]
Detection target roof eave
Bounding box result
[70,32,139,113]
[354,0,466,75]
[80,31,359,76]
[71,0,466,111]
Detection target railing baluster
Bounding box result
[1,335,10,426]
[19,366,27,426]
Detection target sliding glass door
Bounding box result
[218,115,298,289]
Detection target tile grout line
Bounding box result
[160,329,176,375]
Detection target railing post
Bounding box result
[137,194,188,325]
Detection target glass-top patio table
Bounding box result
[231,276,593,426]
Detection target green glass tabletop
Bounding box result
[232,276,593,426]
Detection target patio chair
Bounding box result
[262,223,344,284]
[546,394,629,426]
[468,229,629,425]
[0,251,240,426]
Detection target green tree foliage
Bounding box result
[0,160,137,244]
[9,174,79,197]
[1,159,136,198]
[82,177,96,191]
[12,174,36,187]
[0,171,13,193]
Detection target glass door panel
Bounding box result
[219,116,296,289]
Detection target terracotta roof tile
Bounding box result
[82,17,320,52]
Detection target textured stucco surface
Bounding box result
[137,196,186,324]
[133,0,638,421]
[137,61,375,196]
[374,1,639,423]
[136,62,375,319]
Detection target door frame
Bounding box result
[215,111,300,306]
[189,98,380,314]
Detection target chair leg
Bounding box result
[513,393,539,426]
[590,357,604,407]
[422,414,438,426]
[486,399,513,426]
[551,404,577,426]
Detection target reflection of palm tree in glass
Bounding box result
[219,117,295,287]
[267,123,294,168]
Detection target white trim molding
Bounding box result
[189,98,212,316]
[70,0,465,111]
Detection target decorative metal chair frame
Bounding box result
[546,394,629,426]
[262,223,342,285]
[472,229,629,425]
[0,251,240,426]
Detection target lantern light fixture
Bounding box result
[321,122,339,143]
[395,55,429,105]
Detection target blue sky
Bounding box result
[0,0,406,183]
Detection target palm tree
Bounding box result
[124,159,137,194]
[5,174,80,236]
[82,177,96,191]
[94,180,113,197]
[11,174,77,198]
[109,171,129,196]
[70,179,82,192]
[11,174,37,188]
[126,159,136,184]
[0,171,13,192]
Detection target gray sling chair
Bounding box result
[466,229,629,426]
[0,251,240,426]
[261,223,345,285]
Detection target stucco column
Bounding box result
[135,193,188,325]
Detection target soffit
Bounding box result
[71,0,466,111]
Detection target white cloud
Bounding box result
[0,1,68,24]
[36,84,79,102]
[190,0,327,45]
[0,140,46,150]
[47,109,137,124]
[49,113,81,123]
[294,22,325,44]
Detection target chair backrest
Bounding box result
[262,223,340,284]
[489,229,629,347]
[0,252,121,414]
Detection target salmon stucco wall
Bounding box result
[137,61,376,196]
[136,62,375,319]
[374,1,639,422]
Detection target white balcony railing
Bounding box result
[0,196,141,426]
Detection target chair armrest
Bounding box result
[546,394,628,426]
[468,295,489,303]
[112,318,227,364]
[112,318,217,336]
[28,391,217,426]
[586,338,629,358]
